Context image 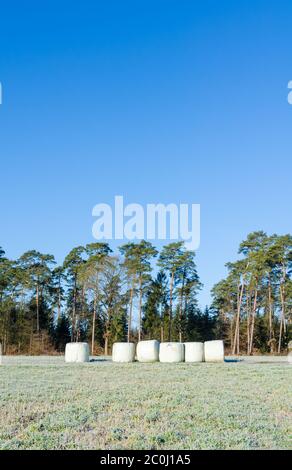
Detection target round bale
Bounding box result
[204,340,224,362]
[184,342,204,362]
[137,340,160,362]
[65,342,89,363]
[112,342,136,363]
[159,342,184,363]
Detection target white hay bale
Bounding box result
[159,342,184,363]
[204,340,224,362]
[184,342,204,362]
[65,342,89,363]
[112,342,136,363]
[288,352,292,364]
[137,340,160,362]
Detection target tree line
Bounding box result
[212,232,292,354]
[0,232,291,355]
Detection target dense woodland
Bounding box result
[0,231,291,355]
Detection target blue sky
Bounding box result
[0,0,292,306]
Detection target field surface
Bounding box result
[0,356,291,450]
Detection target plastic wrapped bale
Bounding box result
[159,342,184,363]
[184,342,204,362]
[65,342,90,363]
[137,340,160,362]
[112,342,136,363]
[204,340,224,362]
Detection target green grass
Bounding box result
[0,356,291,450]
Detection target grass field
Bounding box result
[0,356,291,450]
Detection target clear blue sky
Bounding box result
[0,0,291,307]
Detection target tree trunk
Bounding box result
[230,314,234,352]
[237,318,240,355]
[168,272,174,341]
[91,296,97,356]
[71,275,77,342]
[138,276,142,342]
[127,287,133,343]
[232,281,244,355]
[248,288,257,355]
[76,315,80,342]
[104,334,108,356]
[57,276,61,320]
[278,284,286,353]
[160,303,164,342]
[268,275,274,351]
[183,293,188,344]
[179,277,185,343]
[246,292,250,354]
[278,317,283,354]
[36,282,40,333]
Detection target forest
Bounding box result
[0,231,291,355]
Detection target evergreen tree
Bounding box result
[158,242,186,341]
[54,314,71,352]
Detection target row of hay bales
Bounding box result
[64,340,225,363]
[113,340,224,363]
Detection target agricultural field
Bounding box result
[0,356,291,450]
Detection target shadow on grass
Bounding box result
[89,358,109,363]
[224,358,243,363]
